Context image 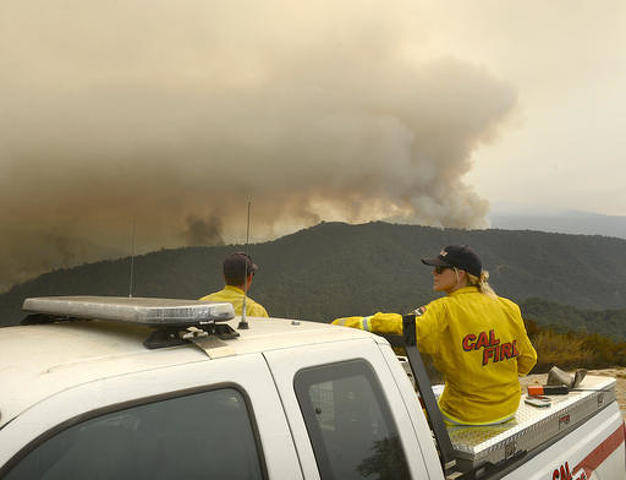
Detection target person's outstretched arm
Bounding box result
[332,312,403,335]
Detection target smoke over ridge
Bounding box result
[0,0,517,291]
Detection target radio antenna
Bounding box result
[128,217,136,299]
[238,198,251,329]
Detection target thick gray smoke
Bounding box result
[184,216,224,247]
[0,1,517,291]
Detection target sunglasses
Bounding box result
[434,266,452,274]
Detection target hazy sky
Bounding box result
[0,0,624,289]
[440,2,626,216]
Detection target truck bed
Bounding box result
[447,375,616,472]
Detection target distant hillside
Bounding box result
[489,205,626,240]
[521,298,626,341]
[2,222,626,340]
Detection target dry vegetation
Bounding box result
[524,319,625,372]
[522,320,626,419]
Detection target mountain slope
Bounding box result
[2,222,626,340]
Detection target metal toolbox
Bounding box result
[448,375,616,471]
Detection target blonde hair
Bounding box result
[466,270,497,299]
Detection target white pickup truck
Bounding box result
[0,296,624,479]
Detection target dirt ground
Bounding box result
[520,367,626,420]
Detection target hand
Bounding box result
[414,306,427,317]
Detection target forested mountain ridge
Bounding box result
[1,222,626,340]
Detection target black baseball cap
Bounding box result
[421,245,482,277]
[223,252,258,280]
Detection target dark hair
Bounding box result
[223,252,258,286]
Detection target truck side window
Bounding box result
[6,387,266,480]
[295,359,410,480]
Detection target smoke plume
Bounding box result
[184,216,224,247]
[0,0,517,291]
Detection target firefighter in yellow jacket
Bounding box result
[333,245,537,425]
[199,252,269,318]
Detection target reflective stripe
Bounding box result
[362,316,372,331]
[573,423,626,478]
[440,406,514,427]
[335,318,347,326]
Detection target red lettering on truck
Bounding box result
[552,462,572,479]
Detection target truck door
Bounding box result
[264,338,434,480]
[0,353,302,480]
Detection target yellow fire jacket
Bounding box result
[199,285,269,318]
[332,286,537,424]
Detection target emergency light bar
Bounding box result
[22,296,235,327]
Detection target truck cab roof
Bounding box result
[0,297,377,429]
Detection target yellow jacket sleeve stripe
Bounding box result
[331,316,366,329]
